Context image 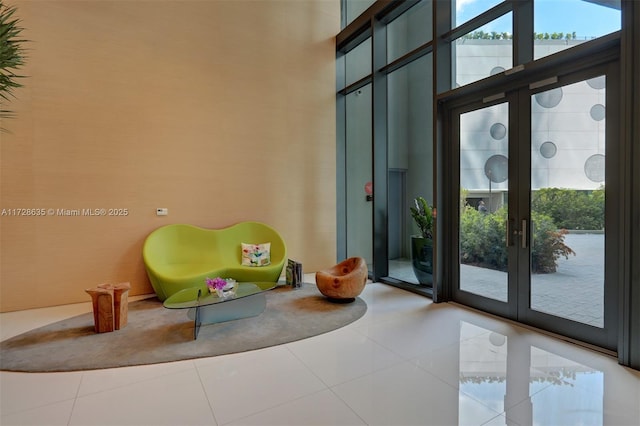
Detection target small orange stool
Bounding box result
[85,282,131,333]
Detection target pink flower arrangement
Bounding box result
[206,277,228,291]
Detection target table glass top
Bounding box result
[163,281,278,309]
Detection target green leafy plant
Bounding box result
[462,31,578,41]
[410,197,433,239]
[0,1,27,131]
[531,187,604,230]
[460,205,508,270]
[530,212,576,273]
[459,205,575,273]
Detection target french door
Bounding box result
[449,63,619,351]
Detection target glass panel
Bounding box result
[459,102,509,302]
[530,77,606,327]
[345,38,371,87]
[453,12,512,89]
[344,0,376,28]
[346,84,373,267]
[387,0,433,63]
[453,0,504,28]
[387,55,433,286]
[534,0,621,60]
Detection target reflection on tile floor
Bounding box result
[1,275,639,426]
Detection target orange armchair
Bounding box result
[315,257,368,302]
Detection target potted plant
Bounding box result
[410,197,434,285]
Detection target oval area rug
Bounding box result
[0,283,366,372]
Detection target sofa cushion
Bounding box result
[241,242,271,267]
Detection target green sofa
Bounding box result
[143,222,286,301]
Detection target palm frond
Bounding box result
[0,0,28,133]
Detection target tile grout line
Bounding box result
[67,373,85,426]
[194,360,221,425]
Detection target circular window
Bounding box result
[490,66,505,76]
[540,141,557,159]
[490,123,507,140]
[489,332,506,347]
[484,155,509,183]
[584,154,605,182]
[590,104,606,121]
[534,87,563,109]
[587,76,606,90]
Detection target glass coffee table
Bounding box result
[163,282,278,339]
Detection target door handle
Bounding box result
[521,219,527,248]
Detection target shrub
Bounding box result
[460,205,575,273]
[531,188,604,230]
[460,205,508,271]
[530,212,576,273]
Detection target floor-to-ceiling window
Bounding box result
[340,32,373,266]
[343,0,376,27]
[533,0,622,60]
[337,0,639,369]
[386,1,434,289]
[338,0,434,294]
[387,54,433,287]
[337,0,436,296]
[442,0,621,352]
[449,63,620,351]
[345,84,373,265]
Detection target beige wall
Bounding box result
[0,0,339,312]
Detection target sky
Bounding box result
[456,0,621,39]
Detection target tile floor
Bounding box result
[1,275,639,426]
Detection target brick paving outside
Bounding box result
[390,233,604,327]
